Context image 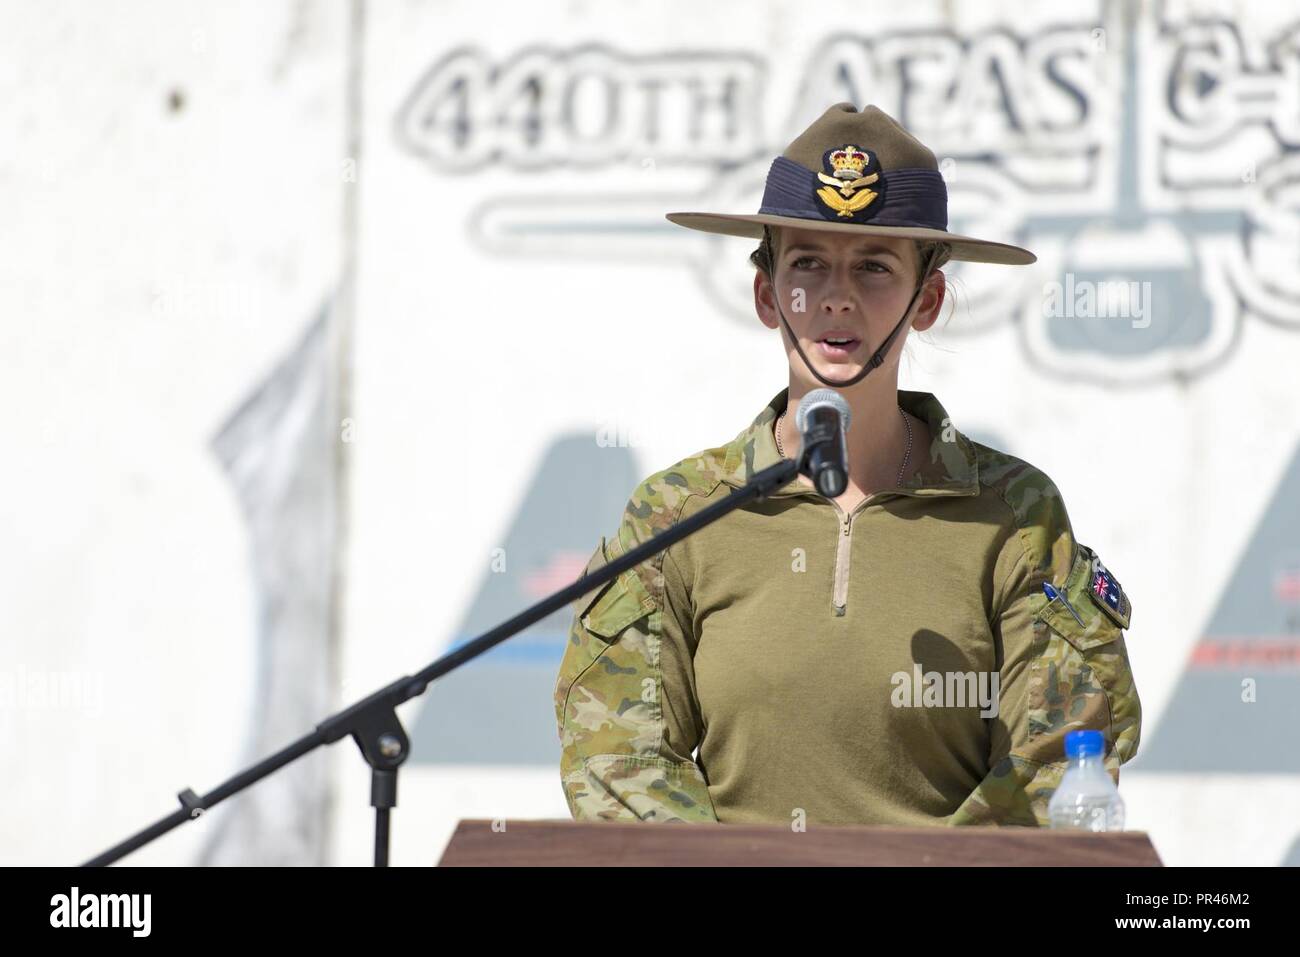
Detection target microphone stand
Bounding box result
[83,451,809,866]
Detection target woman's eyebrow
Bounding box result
[785,242,902,261]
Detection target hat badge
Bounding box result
[815,144,881,218]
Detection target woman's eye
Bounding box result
[789,257,889,272]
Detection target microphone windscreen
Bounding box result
[794,388,852,435]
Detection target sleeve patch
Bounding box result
[1083,546,1131,630]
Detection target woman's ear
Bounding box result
[754,270,780,331]
[910,270,946,333]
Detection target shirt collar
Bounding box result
[720,386,981,499]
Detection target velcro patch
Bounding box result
[1082,545,1131,629]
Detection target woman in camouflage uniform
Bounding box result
[555,102,1141,827]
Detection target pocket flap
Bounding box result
[1035,542,1129,650]
[572,535,655,639]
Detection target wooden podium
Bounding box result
[438,819,1162,866]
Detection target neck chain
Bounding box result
[775,404,914,487]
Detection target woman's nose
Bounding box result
[820,268,857,312]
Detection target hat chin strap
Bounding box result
[771,244,940,390]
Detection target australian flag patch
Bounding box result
[1084,546,1130,628]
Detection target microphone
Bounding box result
[793,388,851,498]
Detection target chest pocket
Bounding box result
[572,534,656,641]
[1035,541,1131,650]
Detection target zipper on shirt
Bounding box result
[829,496,877,616]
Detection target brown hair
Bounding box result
[749,225,951,285]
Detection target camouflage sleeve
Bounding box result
[948,480,1142,827]
[553,503,718,823]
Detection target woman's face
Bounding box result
[754,225,945,387]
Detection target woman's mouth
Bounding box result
[815,333,861,357]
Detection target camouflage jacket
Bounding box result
[554,387,1142,826]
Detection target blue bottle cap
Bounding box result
[1064,729,1104,758]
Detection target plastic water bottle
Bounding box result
[1048,729,1126,831]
